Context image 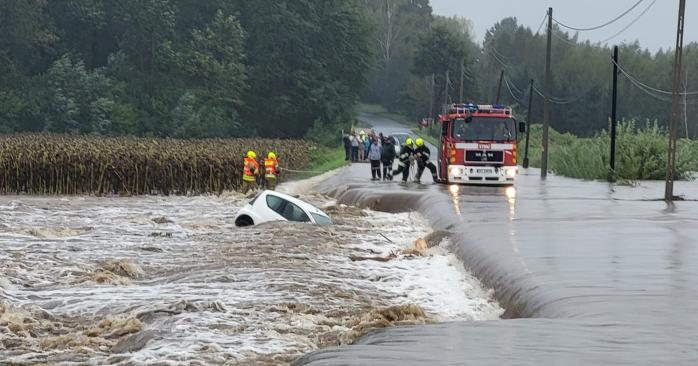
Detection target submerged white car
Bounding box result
[234,190,333,227]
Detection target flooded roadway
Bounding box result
[297,114,698,365]
[0,175,502,365]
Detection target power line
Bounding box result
[533,85,594,105]
[553,0,645,32]
[488,48,511,70]
[551,31,580,46]
[599,0,658,43]
[612,58,698,95]
[535,13,548,35]
[503,77,528,106]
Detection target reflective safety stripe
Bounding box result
[265,174,277,179]
[243,157,259,182]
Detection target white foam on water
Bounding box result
[0,191,502,365]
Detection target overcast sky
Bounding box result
[430,0,697,52]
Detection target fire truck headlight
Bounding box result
[449,167,462,176]
[505,168,518,178]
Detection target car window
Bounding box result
[266,194,285,215]
[281,202,310,222]
[311,213,333,226]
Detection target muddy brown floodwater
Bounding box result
[0,188,502,365]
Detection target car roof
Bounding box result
[262,190,329,217]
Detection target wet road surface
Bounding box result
[297,114,698,365]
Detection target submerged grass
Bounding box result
[521,121,698,181]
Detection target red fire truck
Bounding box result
[437,103,525,185]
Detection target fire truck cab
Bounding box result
[437,103,525,185]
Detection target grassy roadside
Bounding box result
[521,122,698,181]
[293,146,348,179]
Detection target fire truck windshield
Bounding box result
[452,117,516,142]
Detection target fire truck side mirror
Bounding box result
[519,122,526,133]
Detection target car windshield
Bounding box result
[452,117,516,142]
[311,213,333,226]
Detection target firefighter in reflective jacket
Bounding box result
[264,152,280,190]
[389,138,415,182]
[414,138,438,184]
[242,151,260,194]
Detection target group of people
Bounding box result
[389,137,439,184]
[343,129,383,163]
[343,129,439,184]
[241,150,281,194]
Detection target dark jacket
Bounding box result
[398,144,415,163]
[415,145,432,163]
[381,141,396,162]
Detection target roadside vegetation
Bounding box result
[522,122,698,181]
[0,134,313,195]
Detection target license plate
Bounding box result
[476,169,493,174]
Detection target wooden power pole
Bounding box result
[523,79,534,168]
[541,7,553,179]
[665,0,686,202]
[609,46,619,182]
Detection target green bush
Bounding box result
[520,120,698,181]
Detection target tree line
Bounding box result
[2,0,695,140]
[362,2,698,138]
[0,0,371,140]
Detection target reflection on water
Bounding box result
[449,185,461,216]
[506,186,517,218]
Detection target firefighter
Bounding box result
[264,152,281,190]
[388,138,415,182]
[242,150,260,194]
[414,138,438,184]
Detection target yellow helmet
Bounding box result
[247,151,256,159]
[268,152,276,159]
[405,138,413,146]
[415,138,424,147]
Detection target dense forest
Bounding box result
[362,1,698,138]
[0,0,371,139]
[1,0,696,140]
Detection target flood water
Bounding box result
[298,162,698,366]
[0,183,502,365]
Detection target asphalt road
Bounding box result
[297,113,698,366]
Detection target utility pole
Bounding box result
[428,74,435,121]
[609,46,619,182]
[665,0,686,202]
[541,7,553,179]
[685,68,689,138]
[495,70,504,104]
[444,70,450,107]
[523,79,534,168]
[459,60,465,103]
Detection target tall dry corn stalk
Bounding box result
[0,134,313,195]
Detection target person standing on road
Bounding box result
[342,132,351,161]
[242,150,260,194]
[381,136,396,181]
[388,138,415,183]
[350,133,360,162]
[362,133,371,161]
[414,138,438,184]
[264,152,281,190]
[368,137,383,181]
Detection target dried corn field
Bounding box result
[0,134,313,195]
